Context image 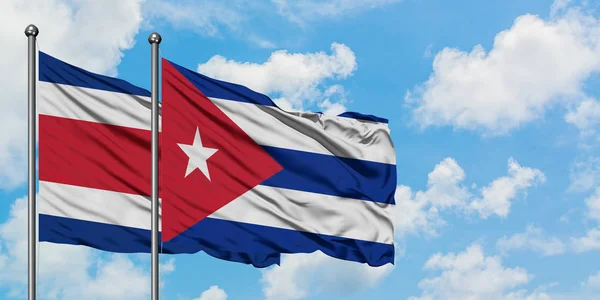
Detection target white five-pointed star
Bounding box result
[177,128,218,180]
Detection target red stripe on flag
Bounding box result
[39,114,151,196]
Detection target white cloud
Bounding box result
[143,0,243,37]
[144,0,396,47]
[406,4,600,135]
[569,157,600,192]
[0,196,160,299]
[424,44,434,58]
[551,0,574,17]
[570,188,600,253]
[395,157,545,237]
[496,225,566,256]
[422,157,471,209]
[585,188,600,222]
[582,270,600,290]
[260,251,394,300]
[272,0,401,25]
[469,158,546,219]
[160,257,176,273]
[394,158,469,238]
[571,228,600,253]
[0,0,145,189]
[77,254,150,300]
[394,185,445,238]
[318,99,347,115]
[409,244,535,300]
[317,85,349,115]
[194,285,228,300]
[565,98,600,136]
[504,289,552,300]
[248,35,277,49]
[197,43,356,112]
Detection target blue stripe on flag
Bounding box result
[39,51,151,97]
[167,59,388,123]
[40,214,394,268]
[261,146,396,205]
[337,112,389,124]
[168,59,275,106]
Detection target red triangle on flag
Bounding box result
[160,59,283,242]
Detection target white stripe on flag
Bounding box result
[39,181,394,244]
[212,185,394,244]
[38,81,160,131]
[39,180,159,230]
[211,98,396,164]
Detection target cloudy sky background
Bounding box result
[1,0,600,299]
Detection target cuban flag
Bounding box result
[38,52,397,268]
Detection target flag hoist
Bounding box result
[148,32,162,300]
[25,23,39,300]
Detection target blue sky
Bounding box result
[1,0,600,299]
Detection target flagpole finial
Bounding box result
[24,24,39,37]
[148,32,162,44]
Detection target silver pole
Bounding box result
[148,32,162,300]
[25,24,39,300]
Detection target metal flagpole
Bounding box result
[25,24,39,300]
[148,32,162,300]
